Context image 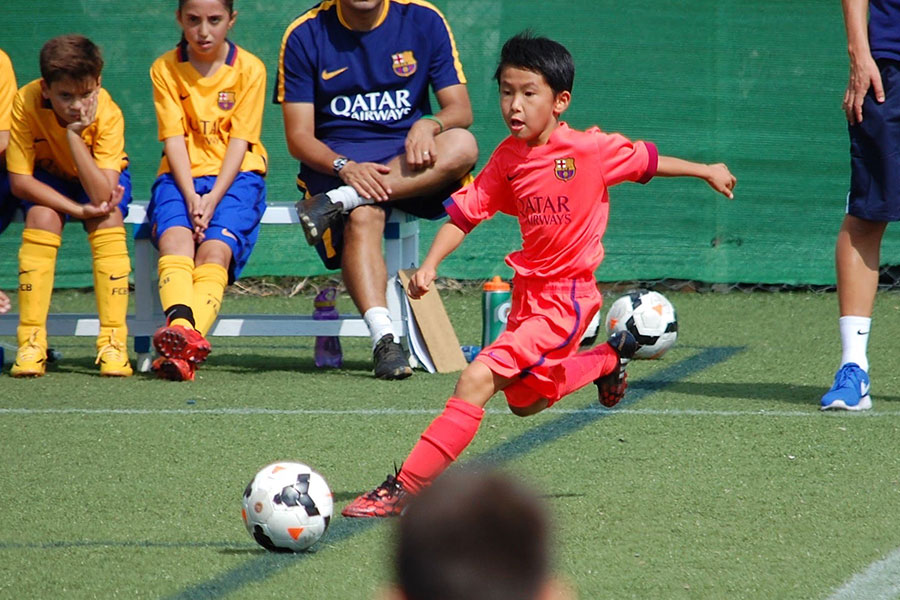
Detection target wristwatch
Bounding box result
[332,156,350,176]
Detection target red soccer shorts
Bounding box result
[475,276,602,409]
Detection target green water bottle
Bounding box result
[482,276,511,347]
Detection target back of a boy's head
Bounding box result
[493,31,574,95]
[395,469,550,600]
[40,35,103,85]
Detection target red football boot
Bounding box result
[152,324,211,365]
[341,472,410,518]
[152,356,196,381]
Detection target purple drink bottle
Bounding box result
[313,288,343,368]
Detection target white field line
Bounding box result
[825,546,900,600]
[1,407,900,417]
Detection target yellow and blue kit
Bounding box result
[0,48,18,233]
[148,39,268,281]
[6,79,132,217]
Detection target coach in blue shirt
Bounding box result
[275,0,478,380]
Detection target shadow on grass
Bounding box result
[636,380,900,406]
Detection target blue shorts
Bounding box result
[847,59,900,221]
[149,171,267,282]
[19,167,132,223]
[298,140,458,270]
[0,169,19,235]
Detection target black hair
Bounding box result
[178,0,234,12]
[395,470,551,600]
[493,30,574,94]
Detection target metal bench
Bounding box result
[0,203,419,372]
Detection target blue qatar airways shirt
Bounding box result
[870,0,900,61]
[275,0,466,169]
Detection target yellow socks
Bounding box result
[16,228,61,351]
[89,227,131,348]
[191,263,228,337]
[158,254,196,329]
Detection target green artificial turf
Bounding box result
[2,289,900,599]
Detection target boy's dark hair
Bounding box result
[494,31,574,94]
[39,35,103,84]
[395,469,550,600]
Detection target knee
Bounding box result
[437,129,479,175]
[508,404,535,417]
[345,204,385,234]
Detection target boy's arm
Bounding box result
[9,172,112,219]
[842,0,882,124]
[656,155,736,199]
[67,91,118,205]
[407,221,467,299]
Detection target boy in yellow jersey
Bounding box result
[6,35,132,377]
[148,0,267,381]
[1,48,18,312]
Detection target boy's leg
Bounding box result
[13,221,62,377]
[342,362,502,518]
[88,222,132,376]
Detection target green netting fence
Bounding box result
[0,0,891,290]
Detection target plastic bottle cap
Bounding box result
[483,275,510,291]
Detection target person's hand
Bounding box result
[843,53,885,125]
[0,290,10,314]
[79,200,112,220]
[404,118,439,171]
[407,266,437,299]
[67,90,99,135]
[705,163,737,199]
[338,160,392,202]
[192,192,218,241]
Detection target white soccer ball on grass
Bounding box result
[242,461,333,552]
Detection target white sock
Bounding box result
[839,315,871,371]
[325,186,374,212]
[364,306,396,348]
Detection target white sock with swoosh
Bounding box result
[839,315,871,372]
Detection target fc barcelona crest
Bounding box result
[218,91,235,110]
[555,157,576,181]
[391,51,417,77]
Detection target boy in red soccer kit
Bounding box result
[342,32,737,517]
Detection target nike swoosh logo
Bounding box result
[18,269,34,275]
[506,172,520,181]
[861,382,870,396]
[180,94,190,101]
[857,330,869,335]
[321,67,348,81]
[109,274,128,280]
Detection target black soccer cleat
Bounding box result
[373,334,413,380]
[594,330,639,408]
[295,193,343,246]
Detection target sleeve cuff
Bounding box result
[443,198,476,234]
[637,141,658,184]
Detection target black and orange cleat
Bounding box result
[295,193,343,246]
[341,472,410,518]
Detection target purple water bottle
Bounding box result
[313,288,343,368]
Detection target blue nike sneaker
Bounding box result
[820,363,871,411]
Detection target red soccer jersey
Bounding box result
[446,122,657,279]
